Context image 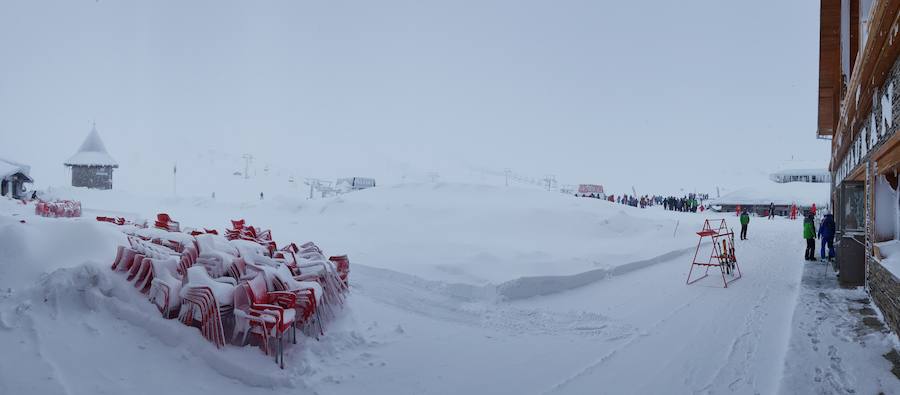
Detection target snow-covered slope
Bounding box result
[0,182,707,393]
[4,181,893,394]
[48,182,707,289]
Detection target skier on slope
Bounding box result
[818,213,836,261]
[739,210,750,240]
[803,213,817,261]
[769,202,776,219]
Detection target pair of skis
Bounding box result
[718,231,736,275]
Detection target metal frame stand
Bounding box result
[686,219,742,288]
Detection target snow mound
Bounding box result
[286,182,706,286]
[0,263,300,394]
[0,214,126,291]
[41,182,707,288]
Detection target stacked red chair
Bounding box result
[97,216,128,225]
[329,255,350,287]
[154,213,180,232]
[233,274,300,368]
[226,219,277,255]
[35,200,82,218]
[180,286,227,349]
[190,229,219,236]
[108,215,351,368]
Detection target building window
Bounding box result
[839,181,866,233]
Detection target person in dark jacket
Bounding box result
[739,210,750,240]
[818,213,836,260]
[769,202,776,219]
[803,214,816,261]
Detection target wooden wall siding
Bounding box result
[852,0,860,74]
[833,0,900,169]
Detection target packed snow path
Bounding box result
[780,254,900,394]
[313,218,893,395]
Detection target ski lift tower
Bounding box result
[543,175,557,192]
[241,154,253,179]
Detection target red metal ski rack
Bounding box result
[686,219,742,288]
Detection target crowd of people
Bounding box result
[660,193,708,213]
[578,192,710,212]
[611,194,657,208]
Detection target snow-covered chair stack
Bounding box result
[287,243,348,311]
[178,266,234,348]
[233,273,302,368]
[107,215,351,367]
[148,243,199,318]
[96,216,128,225]
[329,255,351,287]
[35,200,82,218]
[195,233,244,279]
[154,213,180,232]
[189,228,219,236]
[226,219,277,255]
[111,237,180,294]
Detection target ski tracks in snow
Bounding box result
[543,290,708,394]
[698,231,787,394]
[542,220,805,394]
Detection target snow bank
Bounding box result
[277,182,707,286]
[0,264,300,394]
[0,212,125,291]
[496,245,697,300]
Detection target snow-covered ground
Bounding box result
[0,183,897,394]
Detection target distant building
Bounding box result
[769,169,831,184]
[711,182,829,217]
[713,167,830,215]
[0,158,33,199]
[576,184,606,198]
[64,123,118,190]
[336,177,376,192]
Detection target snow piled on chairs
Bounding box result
[106,213,350,368]
[35,200,82,218]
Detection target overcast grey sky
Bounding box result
[0,0,828,195]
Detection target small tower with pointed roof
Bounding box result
[64,122,118,189]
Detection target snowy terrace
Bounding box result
[0,183,898,394]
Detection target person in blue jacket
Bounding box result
[818,213,836,261]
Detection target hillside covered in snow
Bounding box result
[2,182,897,394]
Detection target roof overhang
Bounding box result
[817,0,841,138]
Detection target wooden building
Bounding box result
[64,124,118,190]
[0,158,33,199]
[818,0,900,332]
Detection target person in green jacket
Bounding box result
[803,213,816,261]
[739,210,750,240]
